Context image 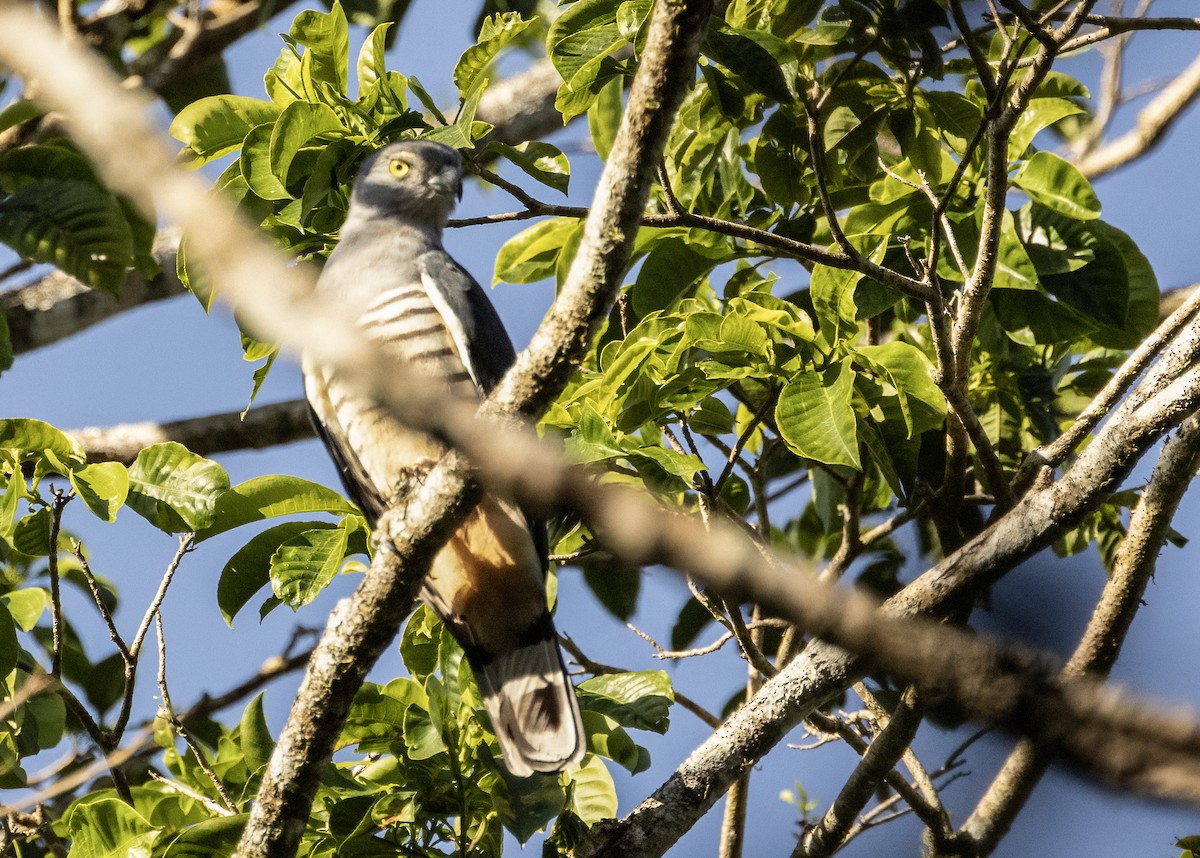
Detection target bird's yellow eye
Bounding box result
[388,158,410,179]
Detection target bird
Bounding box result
[302,139,585,777]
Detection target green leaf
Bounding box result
[551,18,626,120]
[754,111,809,208]
[162,814,248,856]
[243,348,278,417]
[488,141,570,194]
[503,767,566,844]
[0,140,98,188]
[1009,97,1085,156]
[289,3,351,95]
[400,604,448,680]
[63,795,159,858]
[587,75,623,162]
[703,24,796,105]
[198,474,360,542]
[270,518,355,608]
[453,12,535,98]
[402,703,447,760]
[0,100,42,136]
[0,602,16,677]
[990,288,1095,346]
[126,442,230,533]
[169,96,280,167]
[268,102,345,191]
[265,46,304,107]
[240,124,290,202]
[356,22,392,93]
[12,508,53,557]
[494,217,581,284]
[632,237,719,316]
[581,561,640,621]
[582,710,647,773]
[919,90,982,153]
[0,180,133,294]
[568,754,618,823]
[239,693,275,776]
[1,588,47,630]
[70,462,128,523]
[1087,221,1159,349]
[0,418,81,464]
[776,360,861,469]
[342,679,424,750]
[1013,151,1101,221]
[577,670,673,733]
[993,212,1042,291]
[16,672,65,752]
[219,521,333,625]
[854,342,947,437]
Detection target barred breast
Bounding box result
[304,280,478,509]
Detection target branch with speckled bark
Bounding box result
[953,409,1200,855]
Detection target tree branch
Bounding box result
[1074,51,1200,180]
[69,399,315,466]
[956,409,1200,854]
[2,229,184,355]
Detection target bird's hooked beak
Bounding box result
[428,169,464,202]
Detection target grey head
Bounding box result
[347,140,464,232]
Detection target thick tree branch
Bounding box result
[2,230,184,355]
[954,410,1200,854]
[69,399,315,466]
[1074,51,1200,180]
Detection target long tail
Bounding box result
[473,627,585,778]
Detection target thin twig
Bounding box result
[47,491,67,677]
[73,541,130,661]
[129,534,194,659]
[155,613,238,813]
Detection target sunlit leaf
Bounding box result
[488,141,571,194]
[126,442,230,533]
[453,12,535,98]
[169,96,280,167]
[1,588,47,630]
[776,360,861,469]
[577,670,673,733]
[269,518,356,608]
[199,475,360,542]
[70,462,128,523]
[568,754,617,823]
[1013,151,1101,221]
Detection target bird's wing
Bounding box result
[418,250,517,394]
[303,367,389,524]
[418,249,551,567]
